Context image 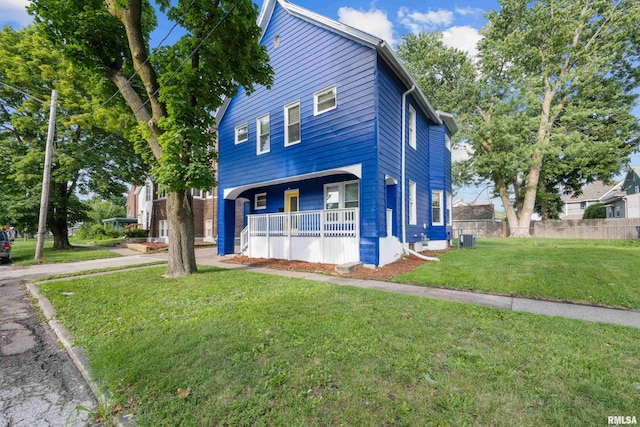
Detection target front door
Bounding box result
[285,190,299,230]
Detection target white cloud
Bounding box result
[0,0,32,28]
[442,25,483,58]
[454,6,486,17]
[397,7,453,33]
[338,7,396,45]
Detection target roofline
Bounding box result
[216,0,456,132]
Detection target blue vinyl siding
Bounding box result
[218,3,377,188]
[217,1,453,261]
[428,125,451,241]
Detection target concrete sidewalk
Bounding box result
[198,253,640,329]
[8,248,640,328]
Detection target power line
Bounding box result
[78,0,243,159]
[85,0,198,118]
[0,80,48,105]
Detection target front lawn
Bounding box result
[397,238,640,310]
[39,267,640,426]
[8,239,121,265]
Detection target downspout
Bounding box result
[401,85,415,250]
[401,86,440,263]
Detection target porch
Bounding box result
[241,208,359,264]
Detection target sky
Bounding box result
[2,0,639,207]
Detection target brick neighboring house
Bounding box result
[126,179,246,243]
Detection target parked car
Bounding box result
[0,230,12,263]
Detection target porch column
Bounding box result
[218,198,236,255]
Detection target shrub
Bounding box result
[583,203,606,219]
[124,228,148,238]
[78,224,122,239]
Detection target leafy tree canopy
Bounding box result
[398,0,640,235]
[29,0,274,276]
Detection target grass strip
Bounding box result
[40,266,640,426]
[397,238,640,310]
[9,240,121,266]
[34,261,168,282]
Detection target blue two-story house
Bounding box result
[216,0,458,267]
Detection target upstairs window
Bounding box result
[145,181,152,202]
[446,192,452,224]
[157,189,166,199]
[257,114,270,154]
[191,189,202,198]
[235,123,248,144]
[432,190,443,225]
[255,193,267,210]
[445,133,451,151]
[284,101,301,146]
[314,85,337,115]
[409,105,416,150]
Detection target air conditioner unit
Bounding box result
[458,234,476,249]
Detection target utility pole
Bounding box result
[35,90,57,260]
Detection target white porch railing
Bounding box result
[240,225,249,253]
[245,208,359,264]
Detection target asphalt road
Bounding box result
[0,274,95,427]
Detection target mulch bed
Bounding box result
[223,247,454,281]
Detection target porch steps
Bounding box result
[335,262,362,274]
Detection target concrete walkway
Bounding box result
[197,252,640,329]
[6,248,639,329]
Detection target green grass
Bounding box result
[398,238,640,310]
[39,267,640,426]
[9,239,121,265]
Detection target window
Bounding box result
[445,133,451,151]
[314,85,337,115]
[409,181,417,225]
[432,191,443,225]
[157,188,166,199]
[257,114,270,154]
[235,123,248,144]
[324,180,359,209]
[191,189,202,198]
[580,201,587,210]
[145,181,152,202]
[205,220,213,238]
[159,220,168,238]
[255,192,267,210]
[206,190,214,199]
[635,185,639,194]
[446,192,452,224]
[145,212,150,230]
[409,105,416,149]
[284,101,301,146]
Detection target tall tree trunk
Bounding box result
[49,216,71,249]
[165,190,197,277]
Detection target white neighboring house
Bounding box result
[125,178,154,234]
[561,181,623,219]
[622,166,640,218]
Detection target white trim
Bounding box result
[446,192,452,225]
[432,190,444,225]
[235,123,248,144]
[256,114,270,155]
[323,179,359,210]
[445,133,451,151]
[284,100,301,146]
[409,180,416,225]
[223,164,362,199]
[313,85,337,116]
[408,105,416,150]
[255,192,267,210]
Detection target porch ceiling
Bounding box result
[223,164,362,200]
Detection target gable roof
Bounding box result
[622,166,640,189]
[215,0,458,135]
[561,181,621,203]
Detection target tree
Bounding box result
[84,197,127,225]
[29,0,273,276]
[398,0,640,236]
[0,26,144,248]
